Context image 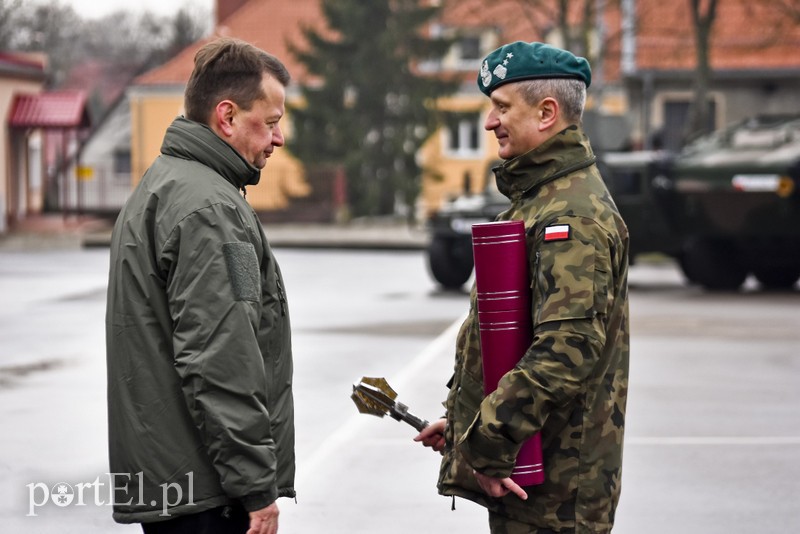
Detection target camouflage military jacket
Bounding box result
[438,125,630,533]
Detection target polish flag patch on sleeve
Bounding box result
[544,224,570,241]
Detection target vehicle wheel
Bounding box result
[427,237,474,289]
[680,238,748,290]
[752,263,800,289]
[676,252,699,285]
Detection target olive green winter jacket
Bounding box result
[438,125,629,533]
[106,117,295,524]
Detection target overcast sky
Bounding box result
[56,0,214,19]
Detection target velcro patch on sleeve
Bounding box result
[222,242,260,302]
[544,224,570,242]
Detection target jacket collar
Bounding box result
[493,124,596,201]
[160,116,261,189]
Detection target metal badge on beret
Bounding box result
[478,41,592,95]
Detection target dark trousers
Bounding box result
[142,505,249,534]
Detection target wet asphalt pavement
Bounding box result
[0,246,798,533]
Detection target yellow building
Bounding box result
[129,0,640,221]
[131,34,310,213]
[129,0,511,221]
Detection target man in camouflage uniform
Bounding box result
[416,42,629,533]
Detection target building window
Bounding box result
[457,36,481,61]
[443,112,481,157]
[651,91,723,152]
[113,149,131,175]
[422,28,498,72]
[661,100,717,151]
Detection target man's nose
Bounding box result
[484,112,499,131]
[272,125,285,147]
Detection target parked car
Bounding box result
[425,167,508,289]
[426,114,800,290]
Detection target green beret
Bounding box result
[478,41,591,95]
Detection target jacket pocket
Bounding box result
[592,242,614,319]
[440,370,484,494]
[531,250,544,323]
[222,242,261,302]
[536,240,596,323]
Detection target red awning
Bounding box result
[8,91,90,129]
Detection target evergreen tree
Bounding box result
[288,0,459,219]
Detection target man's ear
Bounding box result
[214,100,236,138]
[538,97,559,131]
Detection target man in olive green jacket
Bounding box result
[106,38,295,534]
[417,42,629,533]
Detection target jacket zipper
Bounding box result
[276,276,287,316]
[533,250,543,323]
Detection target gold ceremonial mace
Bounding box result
[351,377,430,432]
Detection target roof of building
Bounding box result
[134,0,800,89]
[8,91,91,129]
[0,51,47,81]
[135,0,325,86]
[60,59,140,113]
[631,1,800,72]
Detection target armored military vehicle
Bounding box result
[661,114,800,289]
[426,114,800,290]
[425,151,672,289]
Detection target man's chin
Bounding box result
[497,147,514,160]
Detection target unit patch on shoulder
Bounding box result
[543,224,570,242]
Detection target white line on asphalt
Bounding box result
[385,313,466,392]
[293,315,466,488]
[627,436,800,445]
[294,312,800,491]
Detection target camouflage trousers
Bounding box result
[488,512,567,534]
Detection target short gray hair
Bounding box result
[515,78,586,125]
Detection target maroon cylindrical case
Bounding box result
[472,220,544,487]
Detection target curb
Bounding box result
[82,226,430,251]
[1,216,432,252]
